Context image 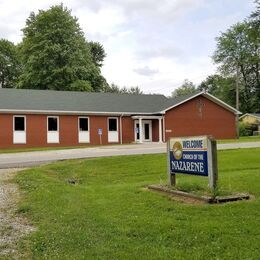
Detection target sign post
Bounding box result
[167,141,176,186]
[207,137,218,189]
[167,136,218,190]
[98,128,102,145]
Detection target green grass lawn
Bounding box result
[15,148,260,259]
[218,135,260,143]
[0,145,93,154]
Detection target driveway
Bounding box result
[0,168,35,257]
[0,141,260,169]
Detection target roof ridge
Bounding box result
[0,87,169,114]
[0,88,166,97]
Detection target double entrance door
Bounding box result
[135,120,152,142]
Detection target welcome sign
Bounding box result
[169,136,208,176]
[167,136,218,188]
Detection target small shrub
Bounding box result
[239,122,251,136]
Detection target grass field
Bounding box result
[15,148,260,259]
[218,135,260,143]
[0,145,92,154]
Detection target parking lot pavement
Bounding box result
[0,141,260,169]
[0,143,165,168]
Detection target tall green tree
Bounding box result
[171,79,196,98]
[104,83,143,94]
[127,86,143,95]
[89,41,106,67]
[104,83,121,93]
[18,4,106,91]
[198,74,238,108]
[0,39,20,88]
[213,1,260,112]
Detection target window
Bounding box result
[79,118,89,131]
[108,118,117,131]
[13,116,26,144]
[48,117,58,131]
[14,116,25,131]
[47,116,59,143]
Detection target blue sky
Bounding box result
[0,0,255,95]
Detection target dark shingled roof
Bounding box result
[0,88,173,114]
[0,88,238,115]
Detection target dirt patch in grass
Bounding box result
[0,168,35,258]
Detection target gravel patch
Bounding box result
[0,168,36,258]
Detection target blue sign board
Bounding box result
[98,128,102,135]
[168,136,209,176]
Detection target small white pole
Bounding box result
[139,117,143,143]
[158,118,162,143]
[120,115,123,144]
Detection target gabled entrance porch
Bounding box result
[132,115,164,143]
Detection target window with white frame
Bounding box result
[14,116,25,131]
[108,117,118,143]
[47,116,59,143]
[108,118,117,131]
[78,117,90,143]
[13,116,26,144]
[48,117,58,131]
[79,117,89,131]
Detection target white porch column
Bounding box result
[158,118,163,143]
[139,117,143,143]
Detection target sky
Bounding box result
[0,0,255,95]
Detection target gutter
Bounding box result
[0,109,162,116]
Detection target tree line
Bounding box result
[0,4,142,94]
[172,0,259,113]
[0,2,259,107]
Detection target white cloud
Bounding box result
[75,7,126,40]
[0,0,255,96]
[133,66,159,77]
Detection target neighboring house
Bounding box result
[0,89,240,148]
[240,113,260,124]
[240,113,260,132]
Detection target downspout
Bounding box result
[120,114,123,144]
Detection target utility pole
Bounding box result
[236,64,240,138]
[236,65,239,111]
